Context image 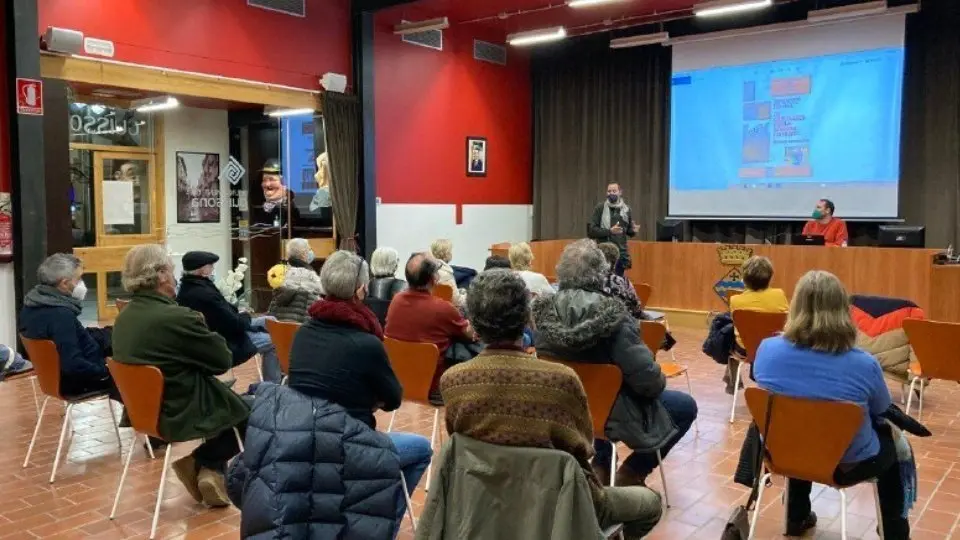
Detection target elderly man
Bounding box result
[439,270,662,538]
[113,244,249,507]
[176,251,282,382]
[533,239,698,487]
[19,253,118,400]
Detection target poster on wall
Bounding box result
[176,151,221,224]
[466,136,487,177]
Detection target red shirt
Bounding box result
[384,289,470,354]
[802,217,848,247]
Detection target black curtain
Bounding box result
[323,91,362,252]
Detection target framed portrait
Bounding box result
[176,151,221,224]
[466,136,487,177]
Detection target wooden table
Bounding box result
[491,241,949,319]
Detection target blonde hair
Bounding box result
[508,242,534,271]
[122,244,173,293]
[741,256,774,291]
[783,270,856,354]
[430,239,453,263]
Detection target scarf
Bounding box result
[600,197,629,230]
[23,284,82,315]
[307,297,383,340]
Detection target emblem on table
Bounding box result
[714,245,753,305]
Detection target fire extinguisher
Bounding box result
[0,193,12,264]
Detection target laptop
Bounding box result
[792,234,826,246]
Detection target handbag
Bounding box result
[722,393,775,540]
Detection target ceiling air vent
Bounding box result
[247,0,305,17]
[402,28,443,51]
[474,39,507,66]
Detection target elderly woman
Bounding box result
[754,271,908,538]
[366,247,407,326]
[508,242,554,297]
[288,250,432,520]
[19,253,118,400]
[533,239,698,487]
[440,270,662,539]
[429,239,465,306]
[113,244,250,508]
[597,242,642,317]
[267,238,324,324]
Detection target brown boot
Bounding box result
[172,455,203,503]
[615,463,648,487]
[592,460,611,486]
[197,468,231,508]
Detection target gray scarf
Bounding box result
[24,284,83,315]
[601,197,629,230]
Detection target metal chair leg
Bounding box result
[233,427,244,453]
[254,354,264,382]
[609,440,617,487]
[424,408,440,492]
[873,481,884,539]
[107,400,122,452]
[401,471,417,531]
[23,396,51,467]
[149,438,175,539]
[657,449,670,508]
[839,488,848,539]
[905,376,919,416]
[50,403,74,483]
[684,371,699,434]
[387,409,397,432]
[30,377,39,415]
[110,432,140,519]
[748,473,771,539]
[918,381,925,419]
[729,362,745,423]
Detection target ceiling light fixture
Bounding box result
[265,107,315,118]
[132,96,179,113]
[807,0,887,23]
[507,26,567,46]
[567,0,626,7]
[393,17,450,35]
[610,31,670,48]
[694,0,773,17]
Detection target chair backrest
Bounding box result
[903,318,960,382]
[265,319,301,375]
[638,320,666,357]
[635,282,652,308]
[384,337,440,404]
[19,336,63,398]
[744,387,862,487]
[432,283,454,303]
[107,359,165,439]
[540,355,622,439]
[731,310,788,364]
[725,289,744,303]
[115,298,130,312]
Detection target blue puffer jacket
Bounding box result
[227,383,403,540]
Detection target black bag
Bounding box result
[722,393,774,539]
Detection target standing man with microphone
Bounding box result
[588,183,636,276]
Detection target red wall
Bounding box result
[38,0,352,89]
[373,13,532,205]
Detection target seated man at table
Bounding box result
[802,198,848,247]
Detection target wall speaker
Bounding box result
[42,27,84,55]
[320,73,347,93]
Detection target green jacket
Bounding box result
[415,434,607,540]
[112,291,250,442]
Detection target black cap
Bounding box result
[182,251,219,272]
[260,158,281,174]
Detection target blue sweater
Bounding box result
[754,335,891,464]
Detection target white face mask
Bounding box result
[71,280,88,301]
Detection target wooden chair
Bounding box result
[743,388,884,539]
[639,320,697,434]
[265,319,301,384]
[635,282,652,308]
[902,318,960,418]
[729,310,788,423]
[107,359,243,539]
[20,336,122,483]
[432,283,455,303]
[383,337,442,530]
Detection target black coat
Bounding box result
[176,275,257,367]
[227,383,403,540]
[703,312,735,365]
[587,202,636,269]
[19,303,107,380]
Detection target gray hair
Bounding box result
[555,239,609,291]
[286,238,311,261]
[466,269,529,344]
[122,244,173,293]
[37,253,82,286]
[320,250,370,300]
[370,247,400,278]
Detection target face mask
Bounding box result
[207,271,218,283]
[71,280,88,301]
[306,250,316,264]
[812,209,824,219]
[607,194,619,203]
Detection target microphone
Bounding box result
[764,231,792,245]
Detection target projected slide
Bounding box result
[668,47,904,218]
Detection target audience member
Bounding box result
[267,240,324,324]
[176,251,282,383]
[533,239,698,486]
[754,270,908,538]
[597,242,642,317]
[366,246,407,325]
[441,270,662,539]
[727,255,789,394]
[19,253,119,400]
[385,253,477,401]
[483,255,512,271]
[113,244,249,508]
[285,237,319,271]
[288,250,432,519]
[508,242,554,297]
[429,239,465,306]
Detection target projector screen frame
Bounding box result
[666,216,906,223]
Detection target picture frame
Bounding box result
[466,136,487,177]
[175,151,222,224]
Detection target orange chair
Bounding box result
[20,336,122,483]
[729,310,788,423]
[432,283,455,303]
[635,282,652,308]
[383,337,442,530]
[903,318,960,418]
[640,320,697,434]
[265,319,301,384]
[107,359,243,539]
[743,388,884,539]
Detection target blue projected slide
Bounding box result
[668,47,904,218]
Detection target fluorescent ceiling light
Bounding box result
[265,107,315,118]
[132,96,178,113]
[808,1,887,23]
[394,17,449,35]
[610,32,670,48]
[567,0,625,7]
[507,26,567,46]
[694,0,772,17]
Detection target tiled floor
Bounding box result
[2,326,959,539]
